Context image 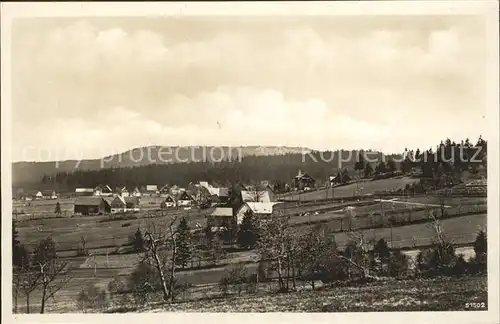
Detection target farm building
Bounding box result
[235,202,282,224]
[330,169,352,185]
[75,188,94,196]
[218,187,230,204]
[161,195,176,208]
[144,185,158,196]
[35,191,43,200]
[120,187,130,197]
[94,185,113,197]
[41,190,57,199]
[176,191,196,207]
[292,170,315,190]
[207,207,235,229]
[74,197,111,215]
[110,195,127,213]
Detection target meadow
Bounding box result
[145,276,488,312]
[12,177,488,313]
[281,177,421,201]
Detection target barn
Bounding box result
[74,197,111,215]
[235,202,283,224]
[110,195,127,213]
[75,188,94,197]
[207,207,235,229]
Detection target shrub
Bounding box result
[107,276,130,307]
[219,263,248,297]
[75,284,109,312]
[127,261,160,306]
[387,250,410,278]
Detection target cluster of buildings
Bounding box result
[206,182,285,231]
[71,181,232,216]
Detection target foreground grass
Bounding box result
[142,276,487,312]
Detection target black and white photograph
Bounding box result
[1,1,499,322]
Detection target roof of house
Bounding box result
[163,195,175,201]
[159,185,169,192]
[146,185,158,191]
[112,195,126,206]
[75,188,94,193]
[125,197,140,205]
[241,190,272,203]
[218,187,229,197]
[94,185,113,192]
[210,207,233,217]
[177,191,195,201]
[74,197,108,206]
[244,202,282,215]
[199,181,210,189]
[42,190,55,196]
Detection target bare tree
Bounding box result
[17,266,40,313]
[337,230,374,280]
[32,237,71,314]
[257,215,290,292]
[250,186,266,202]
[437,188,451,219]
[142,215,180,302]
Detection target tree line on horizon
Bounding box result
[27,136,487,193]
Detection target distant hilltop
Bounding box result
[12,146,313,184]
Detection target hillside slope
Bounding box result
[12,146,312,184]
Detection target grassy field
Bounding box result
[142,276,487,312]
[13,211,486,313]
[282,177,420,201]
[12,178,489,313]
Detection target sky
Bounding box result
[10,15,488,162]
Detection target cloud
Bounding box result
[11,17,487,160]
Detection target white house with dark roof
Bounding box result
[235,202,283,224]
[176,191,196,207]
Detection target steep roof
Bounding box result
[210,207,233,217]
[125,196,140,205]
[218,187,229,197]
[74,197,108,206]
[111,195,126,206]
[177,191,195,201]
[245,202,282,214]
[163,195,175,202]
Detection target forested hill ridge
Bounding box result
[13,137,487,191]
[13,146,311,185]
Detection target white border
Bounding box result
[1,1,499,324]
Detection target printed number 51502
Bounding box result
[465,302,486,309]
